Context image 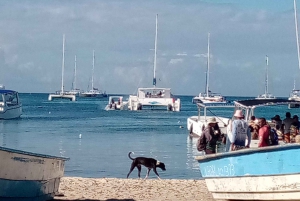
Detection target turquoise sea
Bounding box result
[0,94,297,179]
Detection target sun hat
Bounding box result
[293,115,299,119]
[271,114,281,121]
[233,110,244,118]
[207,117,217,124]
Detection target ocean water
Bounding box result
[0,94,297,179]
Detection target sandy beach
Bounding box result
[54,177,214,201]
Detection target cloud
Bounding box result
[0,0,297,96]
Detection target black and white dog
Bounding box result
[126,152,166,179]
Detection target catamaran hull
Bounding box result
[128,96,181,111]
[0,146,68,201]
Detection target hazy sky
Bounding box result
[0,0,299,96]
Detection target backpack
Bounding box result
[269,128,279,146]
[197,133,206,152]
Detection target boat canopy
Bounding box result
[234,99,300,109]
[0,90,17,94]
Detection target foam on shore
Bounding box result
[54,177,214,201]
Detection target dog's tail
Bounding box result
[128,152,135,160]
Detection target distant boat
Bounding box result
[192,33,227,104]
[66,55,82,96]
[127,14,181,111]
[256,55,276,100]
[48,35,76,101]
[105,96,128,111]
[0,146,69,201]
[80,50,107,98]
[0,86,22,119]
[289,0,300,107]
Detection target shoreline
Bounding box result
[54,177,214,201]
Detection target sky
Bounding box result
[0,0,299,96]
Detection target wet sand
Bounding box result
[54,177,214,201]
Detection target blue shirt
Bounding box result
[226,119,251,151]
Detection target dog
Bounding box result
[126,152,166,179]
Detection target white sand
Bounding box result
[54,177,214,201]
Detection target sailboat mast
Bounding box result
[61,34,65,94]
[294,0,300,71]
[205,33,210,97]
[73,55,77,90]
[153,14,158,88]
[265,55,269,95]
[92,50,95,90]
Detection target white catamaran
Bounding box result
[256,55,276,100]
[127,14,181,111]
[48,34,76,101]
[192,33,227,104]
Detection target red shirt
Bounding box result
[258,125,270,147]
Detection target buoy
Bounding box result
[79,134,82,139]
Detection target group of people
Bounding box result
[197,110,300,155]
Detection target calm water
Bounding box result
[0,94,297,179]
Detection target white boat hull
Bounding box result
[187,115,230,137]
[0,146,68,201]
[0,104,22,120]
[48,94,76,101]
[206,171,300,200]
[128,96,180,111]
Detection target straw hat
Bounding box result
[233,110,244,118]
[207,117,217,124]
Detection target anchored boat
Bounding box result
[127,14,180,111]
[0,87,22,119]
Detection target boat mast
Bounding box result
[205,33,210,97]
[92,50,95,91]
[61,34,65,94]
[72,55,77,90]
[153,14,158,88]
[265,55,269,96]
[294,0,300,71]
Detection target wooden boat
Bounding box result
[196,144,300,200]
[0,146,69,201]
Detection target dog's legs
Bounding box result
[144,168,151,180]
[126,163,136,178]
[137,164,141,179]
[153,168,161,180]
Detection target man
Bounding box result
[282,112,294,143]
[226,110,251,151]
[258,118,270,147]
[197,117,220,154]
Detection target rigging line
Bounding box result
[206,108,228,126]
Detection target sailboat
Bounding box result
[66,55,81,96]
[192,33,226,104]
[127,14,181,111]
[289,0,300,107]
[80,50,107,98]
[256,55,276,99]
[48,34,76,101]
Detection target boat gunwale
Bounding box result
[195,144,300,162]
[0,146,69,161]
